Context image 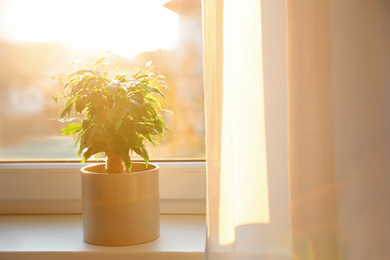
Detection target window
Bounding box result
[0,0,205,161]
[0,0,206,215]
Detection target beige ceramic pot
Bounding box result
[81,162,160,246]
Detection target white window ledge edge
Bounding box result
[0,161,206,215]
[0,214,206,260]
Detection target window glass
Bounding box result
[0,0,205,161]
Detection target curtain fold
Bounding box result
[204,0,390,259]
[203,0,269,257]
[287,1,340,259]
[203,0,289,259]
[288,0,390,259]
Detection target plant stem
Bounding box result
[105,153,125,174]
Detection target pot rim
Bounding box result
[81,162,159,175]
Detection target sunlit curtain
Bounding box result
[203,0,290,259]
[288,0,390,259]
[203,0,390,259]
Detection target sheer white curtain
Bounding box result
[203,0,290,259]
[203,0,390,259]
[288,0,390,259]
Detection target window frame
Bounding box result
[0,161,206,214]
[0,1,206,216]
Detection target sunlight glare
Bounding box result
[6,0,178,58]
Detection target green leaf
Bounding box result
[60,101,73,119]
[145,95,161,109]
[75,96,90,114]
[121,152,132,172]
[59,123,82,136]
[128,94,144,109]
[133,146,149,166]
[122,103,133,114]
[116,58,126,73]
[80,140,105,163]
[145,103,158,117]
[83,125,96,147]
[115,74,127,82]
[94,57,106,65]
[75,131,85,153]
[70,80,81,95]
[68,70,98,79]
[151,87,164,97]
[114,117,124,133]
[55,117,77,123]
[52,96,58,103]
[71,77,93,95]
[64,78,79,91]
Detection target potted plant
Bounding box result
[53,56,170,246]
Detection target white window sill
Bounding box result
[0,214,206,260]
[0,161,206,214]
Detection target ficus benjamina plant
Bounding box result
[53,57,170,174]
